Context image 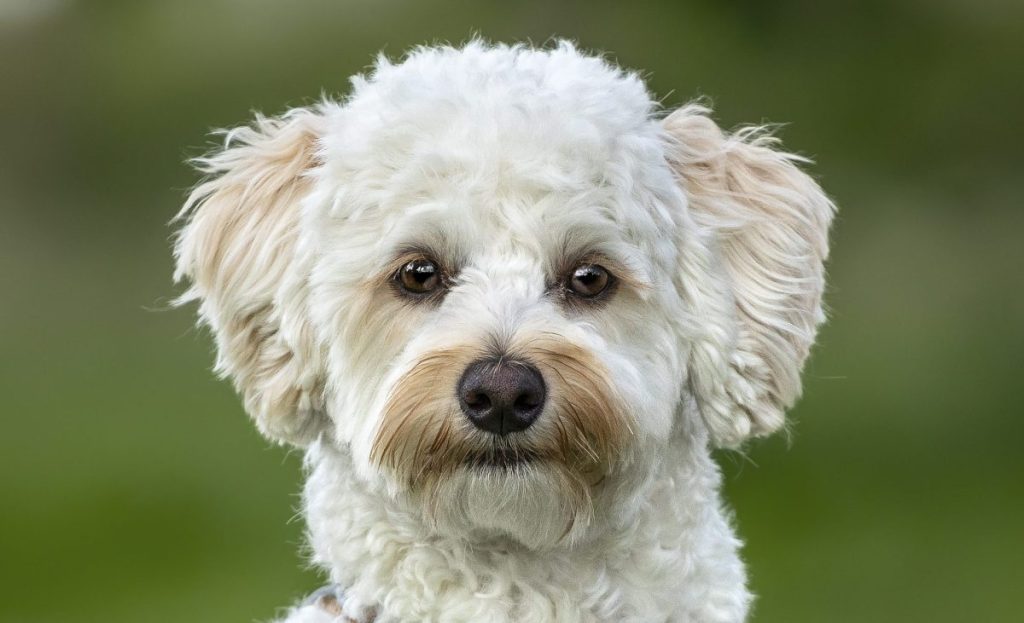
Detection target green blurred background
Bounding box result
[2,1,1022,621]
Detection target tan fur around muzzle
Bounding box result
[370,334,631,490]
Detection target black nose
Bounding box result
[457,358,546,435]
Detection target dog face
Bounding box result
[174,42,833,549]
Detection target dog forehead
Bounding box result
[315,43,678,249]
[319,42,667,201]
[365,190,640,275]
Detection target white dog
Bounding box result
[173,41,834,623]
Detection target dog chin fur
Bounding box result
[173,40,834,622]
[300,417,748,623]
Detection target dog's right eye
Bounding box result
[396,258,442,295]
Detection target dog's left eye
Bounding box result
[567,264,612,298]
[396,258,442,295]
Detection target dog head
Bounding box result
[174,41,834,549]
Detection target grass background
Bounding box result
[2,1,1022,621]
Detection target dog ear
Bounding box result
[663,104,835,448]
[173,108,328,446]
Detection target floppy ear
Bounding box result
[173,108,328,446]
[663,104,835,448]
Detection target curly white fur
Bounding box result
[173,40,834,622]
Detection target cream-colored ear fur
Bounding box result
[664,104,835,448]
[173,108,327,445]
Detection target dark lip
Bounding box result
[466,447,538,469]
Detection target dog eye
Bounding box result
[396,258,442,295]
[567,264,611,298]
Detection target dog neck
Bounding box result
[300,438,749,622]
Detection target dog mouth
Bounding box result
[464,446,539,470]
